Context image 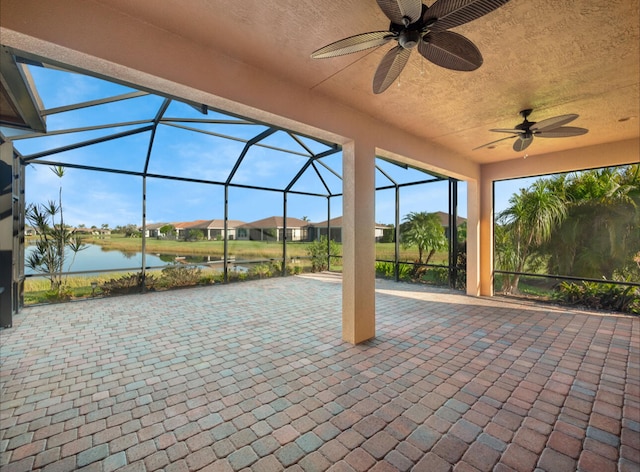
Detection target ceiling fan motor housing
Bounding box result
[399,29,421,49]
[389,3,429,50]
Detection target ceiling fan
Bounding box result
[310,0,511,94]
[474,109,589,152]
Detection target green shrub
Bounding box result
[307,237,341,272]
[44,287,72,303]
[158,264,202,288]
[197,274,217,285]
[375,261,423,282]
[100,272,155,295]
[417,266,449,285]
[375,261,395,278]
[250,264,272,279]
[227,271,248,282]
[554,281,640,314]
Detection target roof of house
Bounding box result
[311,216,389,229]
[433,211,467,228]
[240,216,309,228]
[146,223,169,230]
[173,220,204,230]
[204,219,247,229]
[171,219,247,230]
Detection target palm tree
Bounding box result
[400,211,447,264]
[497,179,567,293]
[544,165,640,279]
[26,166,87,294]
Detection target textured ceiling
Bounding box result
[94,0,640,165]
[2,0,638,167]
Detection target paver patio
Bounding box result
[0,273,638,472]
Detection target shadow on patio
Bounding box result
[1,274,638,471]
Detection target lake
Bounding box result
[24,244,228,276]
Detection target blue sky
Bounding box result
[14,64,536,228]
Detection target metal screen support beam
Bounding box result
[327,197,331,268]
[223,185,229,283]
[395,185,400,282]
[141,176,147,291]
[283,192,287,276]
[376,164,400,282]
[141,98,171,292]
[448,178,459,288]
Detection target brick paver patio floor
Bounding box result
[1,273,638,472]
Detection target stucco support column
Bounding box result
[342,139,376,344]
[466,179,480,296]
[479,172,494,296]
[466,172,494,297]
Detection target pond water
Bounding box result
[24,244,228,276]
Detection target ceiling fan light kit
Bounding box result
[311,0,511,94]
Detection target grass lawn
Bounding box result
[87,235,449,263]
[90,235,312,258]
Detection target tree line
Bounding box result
[495,165,639,294]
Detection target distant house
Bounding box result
[307,217,389,243]
[237,216,309,242]
[144,223,170,238]
[432,211,466,239]
[71,227,94,235]
[148,219,247,240]
[70,227,111,237]
[184,219,246,240]
[172,220,203,240]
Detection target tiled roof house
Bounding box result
[308,216,390,243]
[237,216,309,242]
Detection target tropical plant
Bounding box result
[25,166,87,296]
[542,165,640,279]
[400,211,447,264]
[496,179,567,293]
[457,221,467,243]
[375,261,394,278]
[554,280,639,315]
[375,261,412,280]
[306,236,341,272]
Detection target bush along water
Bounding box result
[100,272,155,296]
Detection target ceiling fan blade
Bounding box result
[472,135,516,150]
[311,32,393,59]
[513,135,533,152]
[373,46,411,94]
[424,0,511,32]
[535,126,589,138]
[418,31,482,71]
[531,114,578,132]
[489,128,525,134]
[376,0,423,25]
